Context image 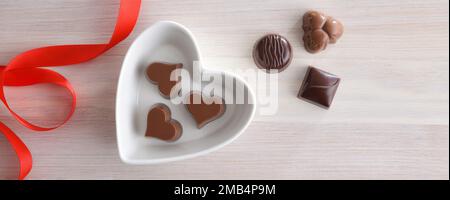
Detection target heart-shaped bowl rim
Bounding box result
[115,21,256,164]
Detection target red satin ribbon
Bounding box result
[0,0,141,180]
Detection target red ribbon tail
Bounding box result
[0,0,141,179]
[0,122,32,180]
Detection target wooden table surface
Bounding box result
[0,0,448,180]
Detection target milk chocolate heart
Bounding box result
[146,62,183,99]
[185,92,226,129]
[146,104,182,142]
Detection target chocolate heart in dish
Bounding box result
[146,104,182,142]
[147,62,183,99]
[185,92,225,129]
[116,21,256,165]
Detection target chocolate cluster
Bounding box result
[302,11,344,53]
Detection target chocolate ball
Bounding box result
[253,34,293,73]
[302,11,327,31]
[303,29,329,54]
[323,17,344,44]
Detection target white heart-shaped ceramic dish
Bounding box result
[116,21,256,164]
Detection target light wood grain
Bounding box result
[0,0,448,180]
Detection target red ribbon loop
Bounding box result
[0,0,141,180]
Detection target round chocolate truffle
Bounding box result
[303,29,329,54]
[253,34,293,73]
[323,17,344,44]
[303,11,327,31]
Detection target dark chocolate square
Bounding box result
[298,66,340,109]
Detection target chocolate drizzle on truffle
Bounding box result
[253,34,293,73]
